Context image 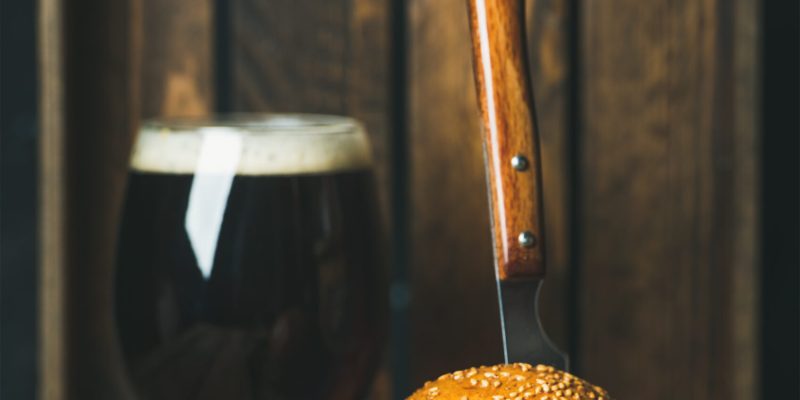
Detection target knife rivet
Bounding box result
[511,154,529,171]
[518,231,536,247]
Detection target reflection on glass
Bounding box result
[114,115,386,400]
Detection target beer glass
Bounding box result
[113,114,386,399]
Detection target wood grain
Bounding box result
[40,1,216,398]
[730,2,759,398]
[467,0,547,280]
[38,0,66,397]
[408,0,499,385]
[140,0,213,117]
[230,0,391,220]
[41,0,143,398]
[577,0,760,398]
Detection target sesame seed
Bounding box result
[408,363,611,400]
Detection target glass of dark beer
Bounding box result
[113,114,386,400]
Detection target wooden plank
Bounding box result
[408,0,497,385]
[729,1,759,399]
[38,0,67,397]
[39,0,214,398]
[232,0,347,112]
[38,0,143,398]
[346,0,392,206]
[140,0,213,117]
[578,0,759,398]
[230,0,391,218]
[407,0,571,387]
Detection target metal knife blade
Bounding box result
[497,279,569,370]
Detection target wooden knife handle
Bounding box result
[468,0,546,281]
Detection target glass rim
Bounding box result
[131,113,373,176]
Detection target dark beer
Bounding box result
[114,115,386,400]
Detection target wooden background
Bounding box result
[38,0,764,399]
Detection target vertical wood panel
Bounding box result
[408,0,571,387]
[730,0,762,400]
[408,0,497,385]
[232,1,348,112]
[39,0,143,398]
[140,0,213,117]
[231,0,391,220]
[39,0,66,397]
[729,0,759,398]
[578,0,759,398]
[61,0,142,397]
[579,0,713,396]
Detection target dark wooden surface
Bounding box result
[38,0,67,397]
[407,0,499,385]
[467,0,547,280]
[578,0,759,399]
[36,0,763,399]
[64,0,142,396]
[230,0,391,219]
[140,0,213,117]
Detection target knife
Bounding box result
[467,0,569,370]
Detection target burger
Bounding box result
[407,363,610,400]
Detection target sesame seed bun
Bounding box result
[407,363,611,400]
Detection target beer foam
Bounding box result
[130,114,373,175]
